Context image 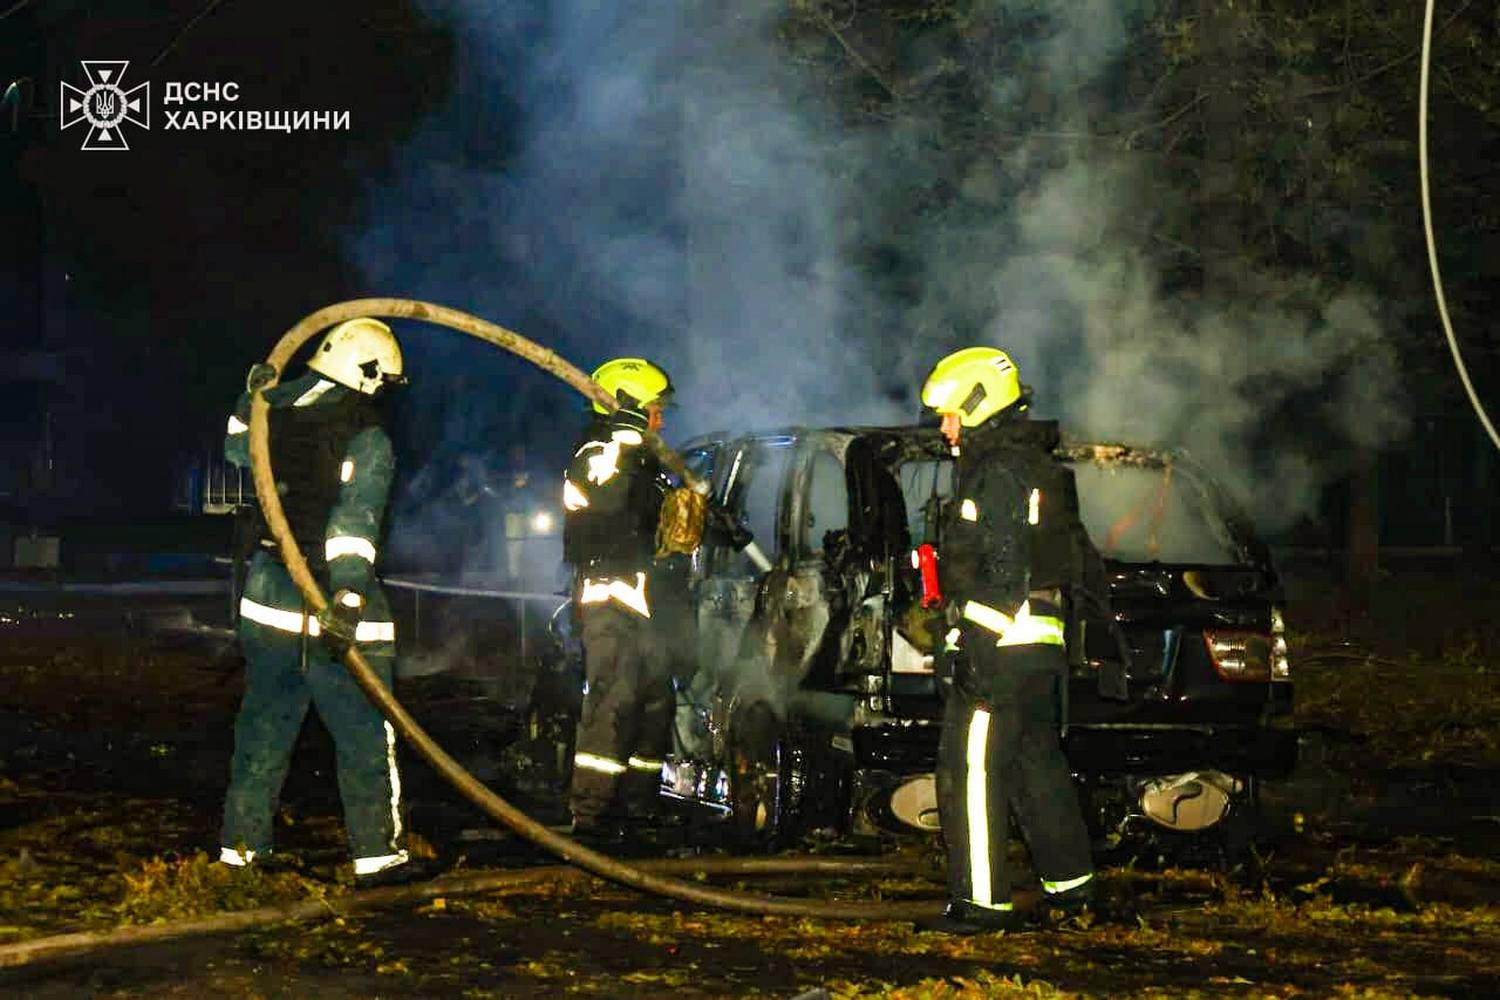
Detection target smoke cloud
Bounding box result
[355,0,1407,562]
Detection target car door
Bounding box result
[693,435,796,694]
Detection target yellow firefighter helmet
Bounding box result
[920,347,1023,428]
[590,357,673,415]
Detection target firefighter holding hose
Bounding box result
[561,358,681,841]
[561,358,749,841]
[919,347,1096,933]
[218,318,433,887]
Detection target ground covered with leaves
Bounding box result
[1,568,1499,998]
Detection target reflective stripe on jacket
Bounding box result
[239,596,395,643]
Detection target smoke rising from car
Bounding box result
[355,0,1407,580]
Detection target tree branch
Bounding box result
[813,8,899,102]
[1124,92,1208,149]
[1290,0,1475,101]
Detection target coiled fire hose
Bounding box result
[249,298,942,921]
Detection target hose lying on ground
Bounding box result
[0,857,927,970]
[247,299,948,921]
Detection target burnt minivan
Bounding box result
[649,424,1296,855]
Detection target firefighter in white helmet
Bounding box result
[918,346,1097,933]
[218,318,432,887]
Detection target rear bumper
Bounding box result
[852,720,1298,780]
[1064,724,1298,779]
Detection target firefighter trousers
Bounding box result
[221,555,404,863]
[935,637,1094,914]
[569,601,673,825]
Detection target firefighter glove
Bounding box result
[316,591,362,654]
[656,486,708,557]
[245,362,278,393]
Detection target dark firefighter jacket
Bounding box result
[562,408,668,578]
[942,416,1105,634]
[224,372,393,605]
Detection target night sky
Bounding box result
[2,0,1497,546]
[0,0,540,518]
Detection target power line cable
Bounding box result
[1418,0,1500,452]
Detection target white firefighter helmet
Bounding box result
[307,318,406,395]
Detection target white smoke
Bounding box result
[355,0,1407,540]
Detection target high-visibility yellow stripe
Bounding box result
[563,478,590,511]
[997,620,1064,646]
[627,755,664,772]
[997,602,1065,647]
[574,752,628,775]
[963,600,1013,635]
[293,379,337,407]
[963,599,1065,647]
[384,720,403,850]
[966,707,994,908]
[349,620,395,643]
[218,846,257,866]
[1028,488,1041,526]
[353,851,409,876]
[340,459,355,483]
[226,414,249,435]
[960,498,979,522]
[1042,872,1094,895]
[238,597,308,633]
[326,536,377,563]
[238,597,395,643]
[574,429,646,488]
[579,573,650,618]
[576,440,621,485]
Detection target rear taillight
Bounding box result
[1203,629,1276,682]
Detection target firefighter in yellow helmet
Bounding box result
[560,357,682,839]
[918,347,1097,933]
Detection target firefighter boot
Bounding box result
[916,900,1030,936]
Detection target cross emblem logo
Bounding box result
[59,61,150,151]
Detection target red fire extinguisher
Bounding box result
[912,543,942,609]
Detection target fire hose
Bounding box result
[247,298,943,921]
[0,858,917,969]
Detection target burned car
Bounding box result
[645,423,1296,855]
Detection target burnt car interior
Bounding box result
[551,424,1298,857]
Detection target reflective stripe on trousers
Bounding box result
[1043,872,1094,895]
[239,596,395,643]
[574,751,628,775]
[963,707,1012,912]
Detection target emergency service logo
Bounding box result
[59,61,150,151]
